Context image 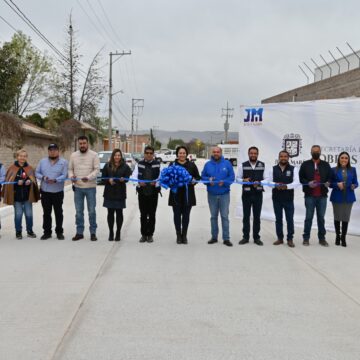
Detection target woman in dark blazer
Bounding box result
[103,149,132,241]
[330,151,358,247]
[168,146,200,244]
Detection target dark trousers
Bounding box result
[272,199,294,241]
[138,193,158,236]
[242,192,263,240]
[41,191,64,235]
[107,208,123,233]
[172,204,192,234]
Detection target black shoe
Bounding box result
[91,234,97,241]
[16,232,22,240]
[208,238,218,244]
[176,232,182,244]
[223,240,233,247]
[108,232,114,241]
[239,238,249,245]
[139,236,147,243]
[115,230,120,241]
[341,236,347,247]
[27,231,37,238]
[319,240,329,247]
[182,233,188,244]
[72,234,84,241]
[57,233,65,240]
[303,240,310,246]
[335,235,341,246]
[147,236,154,243]
[40,234,52,240]
[254,239,263,246]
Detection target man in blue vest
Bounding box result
[132,145,161,243]
[270,150,299,248]
[236,146,266,246]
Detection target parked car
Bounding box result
[217,144,239,166]
[132,152,143,163]
[123,153,136,171]
[97,151,112,184]
[156,149,197,163]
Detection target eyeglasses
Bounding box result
[145,152,154,155]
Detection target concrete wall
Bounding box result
[1,135,72,169]
[262,67,360,103]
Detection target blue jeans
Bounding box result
[303,196,327,241]
[273,200,294,241]
[74,187,97,235]
[207,192,230,241]
[14,201,33,233]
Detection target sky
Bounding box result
[1,0,360,132]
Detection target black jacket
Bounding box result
[102,162,132,201]
[168,160,201,207]
[299,159,332,197]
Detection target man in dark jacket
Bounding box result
[201,146,235,247]
[132,146,161,243]
[236,146,267,246]
[270,150,300,248]
[299,145,332,246]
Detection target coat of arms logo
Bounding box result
[282,134,302,158]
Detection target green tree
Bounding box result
[44,107,71,131]
[167,138,185,149]
[25,113,45,128]
[154,140,161,150]
[187,138,205,156]
[0,32,54,115]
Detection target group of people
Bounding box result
[0,136,358,248]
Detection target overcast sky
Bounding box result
[1,0,360,132]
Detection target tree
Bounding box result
[0,32,53,115]
[186,138,205,156]
[44,107,71,131]
[78,48,106,123]
[167,138,185,149]
[56,14,81,117]
[150,128,162,150]
[25,113,45,128]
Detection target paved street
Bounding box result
[0,164,360,360]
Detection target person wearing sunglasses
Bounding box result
[132,146,161,243]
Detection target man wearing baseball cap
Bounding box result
[35,143,68,240]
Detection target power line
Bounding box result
[3,0,69,64]
[86,0,119,48]
[96,0,127,49]
[0,14,18,32]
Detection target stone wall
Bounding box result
[262,67,360,103]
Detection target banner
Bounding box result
[236,98,360,236]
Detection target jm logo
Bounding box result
[244,108,263,123]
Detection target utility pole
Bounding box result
[131,98,144,153]
[108,50,131,150]
[221,101,234,143]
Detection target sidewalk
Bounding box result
[0,178,359,360]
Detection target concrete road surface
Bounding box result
[0,161,359,360]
